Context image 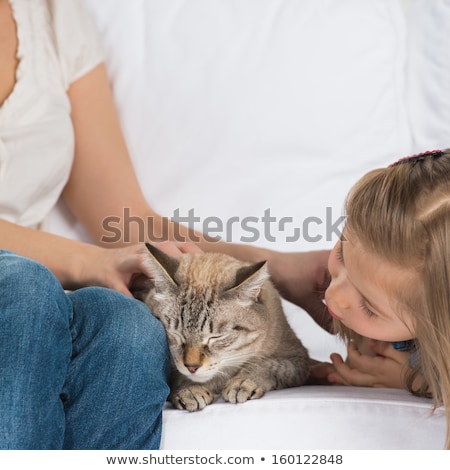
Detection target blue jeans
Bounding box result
[0,251,170,449]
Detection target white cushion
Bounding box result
[161,386,445,450]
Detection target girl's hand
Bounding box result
[80,241,202,296]
[308,359,338,385]
[268,250,332,331]
[327,340,410,389]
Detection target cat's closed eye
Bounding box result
[205,335,228,347]
[206,335,223,343]
[167,332,185,347]
[233,325,251,332]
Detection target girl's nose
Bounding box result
[326,278,352,311]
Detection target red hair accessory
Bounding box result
[389,150,443,167]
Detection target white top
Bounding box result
[0,0,103,229]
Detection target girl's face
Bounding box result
[325,234,416,341]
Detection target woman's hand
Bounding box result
[326,340,410,389]
[79,241,202,296]
[268,250,332,331]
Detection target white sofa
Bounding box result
[48,0,449,449]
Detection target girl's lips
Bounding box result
[327,305,343,321]
[324,292,343,320]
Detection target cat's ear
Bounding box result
[144,243,180,287]
[129,273,155,301]
[225,261,270,305]
[144,243,180,284]
[130,243,180,299]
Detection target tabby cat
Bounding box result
[132,243,310,412]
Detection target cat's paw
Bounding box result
[222,378,265,404]
[170,385,214,412]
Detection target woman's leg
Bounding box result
[0,251,171,450]
[0,251,72,449]
[63,287,171,450]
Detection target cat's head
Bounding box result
[131,243,271,383]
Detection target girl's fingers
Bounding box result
[330,352,377,387]
[369,339,412,365]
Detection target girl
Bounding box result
[323,149,450,448]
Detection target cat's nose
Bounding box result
[185,364,200,374]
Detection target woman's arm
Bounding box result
[63,63,331,323]
[0,217,204,294]
[64,63,267,254]
[0,62,330,311]
[0,218,102,289]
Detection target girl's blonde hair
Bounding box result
[338,149,450,448]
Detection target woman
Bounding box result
[0,0,329,449]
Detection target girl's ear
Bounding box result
[130,243,180,300]
[224,261,270,305]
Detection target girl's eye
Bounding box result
[360,300,377,319]
[335,240,344,263]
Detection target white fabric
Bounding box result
[52,0,412,251]
[58,0,412,362]
[406,0,450,151]
[162,387,446,450]
[47,0,446,449]
[0,0,103,229]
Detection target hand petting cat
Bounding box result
[266,250,332,331]
[79,241,203,297]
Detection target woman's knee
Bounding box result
[67,287,171,421]
[0,251,71,327]
[69,287,170,370]
[0,251,64,298]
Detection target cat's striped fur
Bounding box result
[134,244,310,411]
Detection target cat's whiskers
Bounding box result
[211,351,254,370]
